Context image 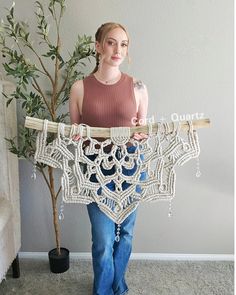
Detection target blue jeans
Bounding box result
[86,145,145,295]
[87,202,137,295]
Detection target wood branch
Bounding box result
[48,166,61,255]
[32,79,54,119]
[24,116,210,137]
[34,51,54,86]
[39,165,51,191]
[56,186,62,201]
[56,72,69,102]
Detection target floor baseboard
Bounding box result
[19,252,234,261]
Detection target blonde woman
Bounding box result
[69,22,148,295]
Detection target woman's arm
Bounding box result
[69,80,84,124]
[133,79,149,140]
[69,80,84,140]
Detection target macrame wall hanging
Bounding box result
[25,117,210,242]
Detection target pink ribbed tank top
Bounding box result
[80,72,137,128]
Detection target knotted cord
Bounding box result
[34,120,201,226]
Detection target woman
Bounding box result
[69,22,149,295]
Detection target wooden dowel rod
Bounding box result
[24,116,210,137]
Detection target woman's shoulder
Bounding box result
[71,74,90,89]
[70,78,85,99]
[131,76,147,91]
[70,79,83,93]
[72,74,93,86]
[123,72,146,89]
[124,73,145,89]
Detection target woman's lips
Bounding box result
[111,57,121,60]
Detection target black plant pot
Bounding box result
[48,247,70,273]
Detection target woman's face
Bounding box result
[96,27,129,68]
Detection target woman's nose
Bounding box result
[115,44,121,54]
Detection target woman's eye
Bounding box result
[107,40,115,46]
[106,40,128,47]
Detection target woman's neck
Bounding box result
[94,67,121,84]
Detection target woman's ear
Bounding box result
[95,41,102,54]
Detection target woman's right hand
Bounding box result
[71,123,81,141]
[72,134,81,141]
[132,132,148,141]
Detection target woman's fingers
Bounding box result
[72,134,81,141]
[132,132,148,140]
[139,132,148,139]
[71,123,81,141]
[132,132,139,140]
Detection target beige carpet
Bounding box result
[0,259,234,295]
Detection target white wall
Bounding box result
[0,0,233,254]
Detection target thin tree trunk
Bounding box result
[48,166,61,255]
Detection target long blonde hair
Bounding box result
[91,22,130,74]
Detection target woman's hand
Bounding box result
[132,132,148,141]
[71,123,81,141]
[72,134,81,141]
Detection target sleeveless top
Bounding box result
[80,72,137,128]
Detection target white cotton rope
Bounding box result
[110,126,131,145]
[34,120,201,224]
[148,122,153,135]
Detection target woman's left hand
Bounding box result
[132,132,148,141]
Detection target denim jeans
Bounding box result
[86,145,145,295]
[87,202,137,295]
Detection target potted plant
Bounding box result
[0,0,95,273]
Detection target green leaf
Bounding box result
[10,2,15,18]
[0,0,95,164]
[35,1,44,11]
